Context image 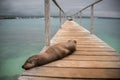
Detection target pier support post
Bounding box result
[63,14,66,22]
[59,10,62,28]
[90,5,94,34]
[80,11,82,26]
[76,14,78,22]
[73,15,76,21]
[44,0,50,46]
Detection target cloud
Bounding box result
[0,0,120,18]
[0,0,44,16]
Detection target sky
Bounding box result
[0,0,120,18]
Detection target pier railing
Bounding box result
[44,0,66,46]
[52,0,66,26]
[72,0,102,34]
[44,0,102,46]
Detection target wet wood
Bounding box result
[44,60,120,68]
[19,76,82,80]
[74,51,120,56]
[22,67,120,79]
[19,21,120,80]
[63,55,120,61]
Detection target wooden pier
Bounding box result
[19,21,120,80]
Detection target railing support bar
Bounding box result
[74,15,76,21]
[61,12,64,25]
[90,5,94,34]
[59,10,62,28]
[80,11,82,25]
[44,0,50,46]
[63,14,66,22]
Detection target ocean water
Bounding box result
[0,18,120,80]
[76,18,120,53]
[0,18,60,80]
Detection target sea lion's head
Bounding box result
[68,40,77,44]
[22,55,39,70]
[66,40,77,52]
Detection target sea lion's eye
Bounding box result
[28,60,33,63]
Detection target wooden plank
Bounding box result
[63,55,120,61]
[52,39,102,43]
[76,45,111,48]
[22,67,120,79]
[57,30,89,33]
[61,28,88,32]
[59,29,82,31]
[55,31,89,33]
[51,41,107,45]
[73,51,120,55]
[57,32,90,36]
[52,37,100,40]
[52,40,104,43]
[44,60,120,68]
[19,76,82,80]
[58,32,90,35]
[51,36,105,43]
[54,35,91,38]
[76,47,115,51]
[52,37,103,41]
[52,38,102,41]
[53,39,103,43]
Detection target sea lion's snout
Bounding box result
[22,65,24,69]
[22,64,29,70]
[22,63,35,70]
[22,55,39,70]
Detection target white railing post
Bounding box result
[90,5,94,34]
[74,15,76,21]
[61,12,64,25]
[70,0,102,33]
[72,16,74,20]
[44,0,50,46]
[76,13,78,21]
[59,10,62,28]
[63,13,66,22]
[80,11,82,25]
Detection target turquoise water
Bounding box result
[0,18,120,80]
[0,18,60,80]
[77,18,120,53]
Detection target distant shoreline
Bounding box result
[0,16,120,19]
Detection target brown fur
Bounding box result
[22,40,77,70]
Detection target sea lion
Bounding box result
[22,40,77,70]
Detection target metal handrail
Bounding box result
[72,0,102,34]
[44,0,102,46]
[52,0,66,27]
[52,0,65,15]
[72,0,102,16]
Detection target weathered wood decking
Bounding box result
[19,21,120,80]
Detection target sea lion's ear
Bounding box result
[74,40,77,43]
